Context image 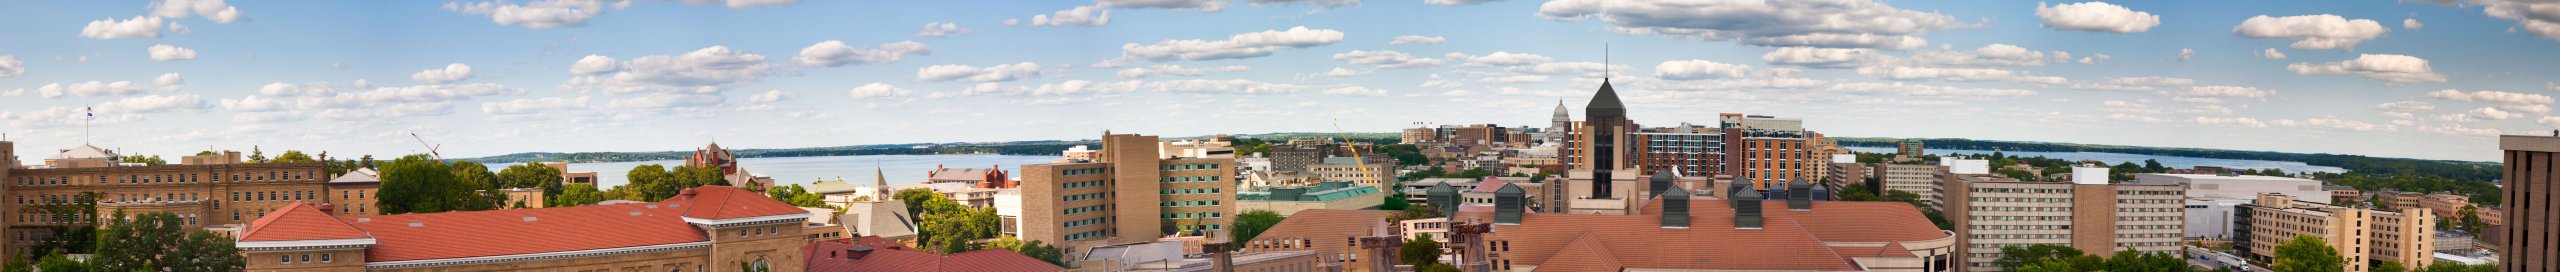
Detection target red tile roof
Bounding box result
[1449,198,1951,271]
[664,186,809,220]
[1469,178,1514,193]
[239,202,370,242]
[345,202,709,262]
[803,237,1063,272]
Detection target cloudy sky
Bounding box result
[2,0,2556,162]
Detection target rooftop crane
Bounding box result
[410,131,443,160]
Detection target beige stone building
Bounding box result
[236,185,808,271]
[1943,166,2185,271]
[325,168,381,216]
[0,141,330,259]
[1018,133,1238,257]
[1875,163,1941,208]
[2238,193,2434,272]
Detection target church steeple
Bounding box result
[873,164,890,201]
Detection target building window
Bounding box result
[301,254,310,263]
[321,253,332,263]
[280,255,289,264]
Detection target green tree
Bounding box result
[1400,233,1441,266]
[988,235,1066,266]
[1995,244,2084,270]
[19,192,98,257]
[2272,235,2344,272]
[248,146,267,163]
[763,184,829,208]
[2374,260,2408,272]
[1418,263,1461,272]
[497,162,567,205]
[2144,159,2169,172]
[118,155,166,165]
[452,161,501,211]
[895,188,946,216]
[34,255,85,272]
[163,231,245,272]
[907,189,999,253]
[1377,191,1410,211]
[378,154,486,214]
[91,211,233,272]
[273,150,318,163]
[1230,210,1285,249]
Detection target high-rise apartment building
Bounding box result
[1018,133,1237,256]
[1721,114,1811,190]
[1875,163,1942,208]
[2237,194,2434,272]
[1899,139,1927,157]
[1630,123,1722,178]
[1944,166,2185,271]
[2500,134,2559,272]
[0,141,330,259]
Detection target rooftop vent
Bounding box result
[356,218,371,223]
[522,216,538,222]
[1734,189,1763,230]
[407,222,424,227]
[630,211,643,216]
[647,204,659,209]
[1662,185,1691,229]
[1787,180,1813,211]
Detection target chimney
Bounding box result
[1788,180,1812,211]
[1495,183,1524,224]
[317,203,335,214]
[849,246,875,260]
[1733,188,1763,229]
[1660,185,1690,228]
[1727,179,1750,209]
[1428,182,1458,217]
[680,188,698,197]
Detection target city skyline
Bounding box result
[4,0,2559,162]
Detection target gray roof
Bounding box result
[805,177,860,194]
[51,145,115,160]
[328,168,380,184]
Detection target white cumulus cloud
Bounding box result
[149,0,243,23]
[2035,1,2160,33]
[559,45,771,95]
[1389,35,1446,45]
[147,44,197,61]
[411,63,475,84]
[916,62,1043,83]
[1654,60,1753,80]
[2257,48,2286,60]
[2286,54,2447,84]
[1333,50,1443,69]
[2234,14,2388,50]
[1117,64,1250,79]
[1029,6,1110,27]
[1536,0,1969,49]
[444,0,630,29]
[918,22,969,38]
[793,40,930,67]
[1108,26,1344,64]
[82,16,168,39]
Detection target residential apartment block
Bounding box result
[2237,193,2435,272]
[1875,163,1941,208]
[1944,166,2186,271]
[1631,123,1722,178]
[1721,113,1814,191]
[1018,133,1238,257]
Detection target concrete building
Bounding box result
[540,162,599,188]
[1234,181,1383,216]
[2127,173,2328,239]
[1306,156,1393,189]
[1234,209,1399,271]
[2237,193,2434,272]
[2419,193,2474,217]
[0,141,330,259]
[1080,239,1322,272]
[1944,166,2186,271]
[1875,163,1941,208]
[1268,141,1334,173]
[237,186,809,271]
[2500,134,2560,272]
[1824,155,1867,193]
[1018,133,1238,256]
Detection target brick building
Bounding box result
[1017,133,1237,257]
[0,141,330,259]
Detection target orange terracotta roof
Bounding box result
[665,186,809,220]
[803,237,1062,272]
[239,202,370,242]
[1240,209,1393,257]
[1535,233,1624,272]
[1636,198,1949,242]
[1456,198,1951,271]
[344,202,709,262]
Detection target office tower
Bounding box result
[2501,134,2560,272]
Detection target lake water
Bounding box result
[564,154,1062,189]
[1843,147,2350,174]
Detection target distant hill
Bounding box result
[454,132,1401,164]
[1834,137,2501,182]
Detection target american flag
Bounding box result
[85,106,92,117]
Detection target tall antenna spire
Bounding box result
[1604,44,1611,80]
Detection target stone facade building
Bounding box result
[2237,193,2435,272]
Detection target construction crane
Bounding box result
[410,131,443,160]
[1331,119,1379,190]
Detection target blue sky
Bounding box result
[3,0,2557,162]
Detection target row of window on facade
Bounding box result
[13,171,316,186]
